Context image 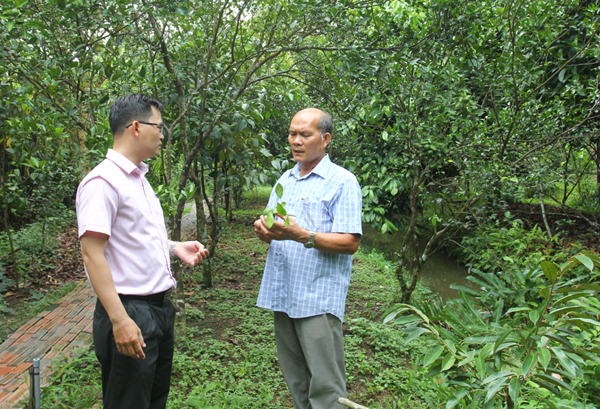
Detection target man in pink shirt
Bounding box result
[76,93,208,409]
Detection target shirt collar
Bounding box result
[290,154,332,180]
[106,149,149,177]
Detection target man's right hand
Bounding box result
[112,317,146,359]
[254,217,273,243]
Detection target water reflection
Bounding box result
[359,224,474,301]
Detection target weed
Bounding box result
[38,348,102,409]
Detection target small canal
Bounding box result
[360,224,473,301]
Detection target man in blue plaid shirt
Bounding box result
[254,108,362,409]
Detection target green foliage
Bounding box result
[263,183,293,228]
[39,348,102,409]
[451,216,570,274]
[385,253,600,408]
[0,211,74,288]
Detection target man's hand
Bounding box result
[253,213,360,254]
[175,241,209,266]
[253,214,307,243]
[112,316,146,359]
[81,231,148,358]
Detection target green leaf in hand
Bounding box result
[276,203,287,216]
[266,212,274,228]
[263,207,275,216]
[284,217,290,226]
[275,183,283,199]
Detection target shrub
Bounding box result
[385,252,600,408]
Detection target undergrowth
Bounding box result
[36,189,448,408]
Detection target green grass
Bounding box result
[242,185,272,202]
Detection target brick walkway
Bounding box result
[0,282,95,408]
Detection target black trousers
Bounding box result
[94,297,176,409]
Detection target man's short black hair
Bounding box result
[316,111,333,136]
[109,93,165,135]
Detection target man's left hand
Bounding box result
[175,241,209,266]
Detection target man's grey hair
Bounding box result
[316,111,333,139]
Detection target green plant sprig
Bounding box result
[262,183,295,228]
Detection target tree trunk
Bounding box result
[539,182,553,240]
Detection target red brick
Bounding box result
[7,331,23,340]
[45,311,59,320]
[0,371,21,386]
[16,333,31,343]
[10,363,31,374]
[0,389,11,401]
[68,323,85,334]
[0,354,18,365]
[6,382,28,402]
[43,349,61,360]
[83,322,93,333]
[0,339,15,349]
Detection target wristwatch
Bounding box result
[304,231,316,249]
[169,241,179,257]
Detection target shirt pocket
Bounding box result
[301,200,318,231]
[301,200,333,232]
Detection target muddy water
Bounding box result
[360,224,473,301]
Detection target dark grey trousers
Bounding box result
[274,312,346,409]
[94,297,175,409]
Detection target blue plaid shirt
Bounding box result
[256,155,362,322]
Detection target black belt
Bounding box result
[118,290,169,302]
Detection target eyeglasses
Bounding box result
[125,121,165,133]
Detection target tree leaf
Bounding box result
[423,345,444,366]
[383,305,409,324]
[530,378,562,398]
[558,68,567,82]
[446,389,470,409]
[553,292,590,306]
[275,182,283,199]
[441,354,456,371]
[49,67,62,77]
[484,377,508,404]
[544,333,575,351]
[493,328,514,353]
[276,203,287,216]
[551,347,578,378]
[482,371,514,385]
[509,376,520,404]
[529,310,540,325]
[533,373,575,393]
[521,353,537,376]
[538,347,551,370]
[404,327,430,345]
[574,254,594,272]
[540,261,558,282]
[476,350,486,378]
[537,286,550,299]
[266,212,274,229]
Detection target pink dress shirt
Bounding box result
[76,149,176,295]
